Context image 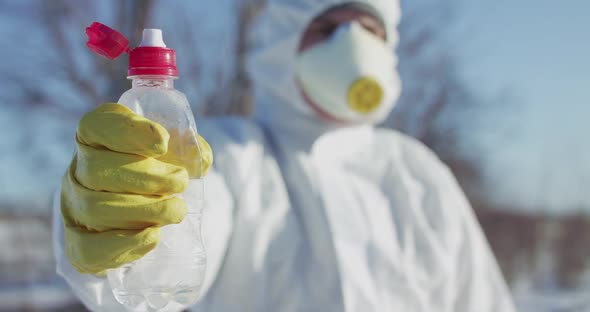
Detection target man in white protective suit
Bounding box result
[53,0,516,311]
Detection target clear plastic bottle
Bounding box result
[107,75,206,311]
[85,23,206,311]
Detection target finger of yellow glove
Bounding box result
[158,130,214,178]
[75,143,188,196]
[64,224,160,274]
[62,162,187,232]
[77,103,170,158]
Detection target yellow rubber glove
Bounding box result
[61,103,212,274]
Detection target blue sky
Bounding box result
[460,0,590,103]
[458,0,590,214]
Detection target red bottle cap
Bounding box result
[85,22,178,77]
[128,47,178,77]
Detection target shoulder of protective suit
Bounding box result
[374,128,465,243]
[374,128,454,182]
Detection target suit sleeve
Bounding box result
[428,162,516,311]
[447,175,515,311]
[397,134,516,312]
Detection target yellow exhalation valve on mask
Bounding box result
[347,77,383,114]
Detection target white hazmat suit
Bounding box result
[53,0,516,311]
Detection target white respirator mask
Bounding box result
[295,21,400,124]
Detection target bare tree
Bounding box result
[224,0,265,116]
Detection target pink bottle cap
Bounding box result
[85,22,178,76]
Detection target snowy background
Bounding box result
[1,0,589,311]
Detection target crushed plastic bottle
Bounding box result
[85,22,206,311]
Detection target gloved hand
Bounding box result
[61,103,213,274]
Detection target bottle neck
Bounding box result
[130,75,175,88]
